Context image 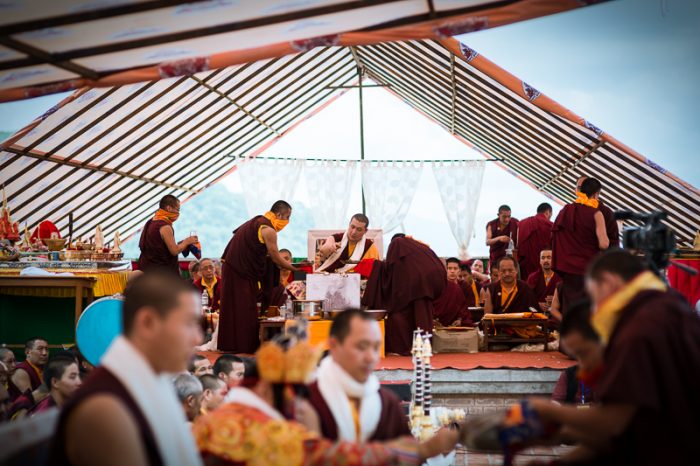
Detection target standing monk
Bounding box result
[552,178,609,312]
[577,175,619,248]
[316,214,381,273]
[485,205,519,267]
[138,195,198,276]
[218,201,296,353]
[526,249,562,313]
[517,202,554,279]
[362,234,446,356]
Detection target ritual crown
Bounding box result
[255,321,322,384]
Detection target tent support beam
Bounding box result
[0,36,99,80]
[349,46,367,215]
[449,53,457,134]
[538,139,606,191]
[189,76,280,136]
[2,146,196,193]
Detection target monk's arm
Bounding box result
[531,399,636,445]
[485,226,509,246]
[549,289,562,321]
[159,225,195,256]
[594,211,610,250]
[66,395,149,466]
[483,289,493,312]
[11,368,31,393]
[318,236,340,257]
[261,227,297,271]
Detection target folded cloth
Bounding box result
[20,267,74,277]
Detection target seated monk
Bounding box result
[193,258,221,311]
[484,256,538,314]
[194,337,458,465]
[362,234,446,356]
[458,264,482,308]
[470,259,491,287]
[433,258,471,327]
[316,213,380,273]
[11,337,48,396]
[526,249,562,313]
[28,355,82,416]
[270,248,294,307]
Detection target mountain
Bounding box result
[120,184,315,260]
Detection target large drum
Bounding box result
[76,296,123,366]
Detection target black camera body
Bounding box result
[615,210,676,271]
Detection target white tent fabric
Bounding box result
[237,157,303,217]
[432,160,486,259]
[360,161,423,235]
[304,160,358,229]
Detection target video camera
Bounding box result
[614,210,676,273]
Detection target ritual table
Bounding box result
[259,319,285,343]
[285,319,385,357]
[668,257,700,306]
[481,317,550,351]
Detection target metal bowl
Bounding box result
[324,309,345,320]
[43,238,67,251]
[292,300,324,318]
[364,310,388,321]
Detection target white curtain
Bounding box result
[237,158,303,216]
[304,160,358,228]
[361,161,423,234]
[432,161,486,259]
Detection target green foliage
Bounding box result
[121,184,314,260]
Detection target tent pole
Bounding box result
[359,69,366,216]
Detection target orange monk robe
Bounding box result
[516,213,553,280]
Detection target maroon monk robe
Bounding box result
[458,279,482,308]
[307,381,411,441]
[516,213,553,279]
[362,237,446,355]
[193,277,222,311]
[137,219,179,275]
[49,366,164,466]
[526,270,562,311]
[433,281,471,327]
[487,280,538,314]
[322,232,374,273]
[14,361,42,392]
[598,200,620,248]
[552,203,600,311]
[593,290,700,466]
[486,217,519,266]
[218,216,279,354]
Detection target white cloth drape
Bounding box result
[432,161,485,259]
[304,160,357,228]
[361,161,423,234]
[237,158,303,216]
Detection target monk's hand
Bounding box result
[498,235,510,243]
[527,397,558,423]
[185,235,198,246]
[294,399,321,434]
[418,427,459,459]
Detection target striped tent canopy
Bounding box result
[1,1,699,248]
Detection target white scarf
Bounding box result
[317,232,367,273]
[316,356,381,442]
[101,336,203,466]
[223,386,284,420]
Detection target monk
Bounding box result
[526,249,562,313]
[269,248,294,307]
[362,235,446,356]
[517,202,554,279]
[485,205,519,266]
[433,258,471,327]
[308,309,411,441]
[483,256,538,314]
[458,264,482,308]
[552,178,610,312]
[316,213,381,273]
[530,250,700,465]
[49,271,204,466]
[577,175,619,248]
[138,195,198,276]
[218,200,296,353]
[28,355,82,416]
[11,337,48,396]
[193,258,221,310]
[470,259,490,287]
[0,347,20,401]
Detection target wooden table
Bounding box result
[0,276,97,327]
[259,319,285,344]
[481,317,550,351]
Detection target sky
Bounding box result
[1,0,698,257]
